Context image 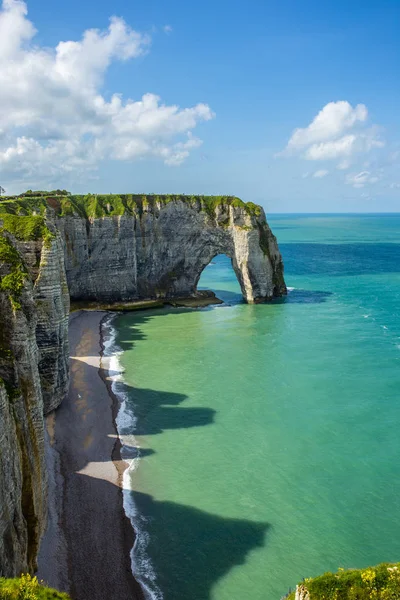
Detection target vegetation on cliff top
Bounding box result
[286,563,400,599]
[0,574,70,599]
[0,214,54,245]
[0,233,28,310]
[0,192,263,219]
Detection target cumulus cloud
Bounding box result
[281,101,384,167]
[0,0,214,184]
[312,169,329,178]
[287,101,367,150]
[345,171,380,188]
[163,24,173,34]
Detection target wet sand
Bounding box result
[38,310,144,600]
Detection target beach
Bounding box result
[37,310,144,600]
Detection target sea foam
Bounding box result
[102,314,163,600]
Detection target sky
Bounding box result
[0,0,400,212]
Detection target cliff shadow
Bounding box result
[114,307,203,352]
[125,489,270,600]
[69,354,216,441]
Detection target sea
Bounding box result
[103,213,400,600]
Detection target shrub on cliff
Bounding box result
[286,562,400,599]
[0,575,70,599]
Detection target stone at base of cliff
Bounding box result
[168,290,223,308]
[69,290,223,313]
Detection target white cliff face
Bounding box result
[0,229,69,576]
[33,232,70,413]
[0,264,46,576]
[57,199,286,304]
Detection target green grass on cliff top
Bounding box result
[0,214,53,243]
[0,193,263,219]
[0,234,28,310]
[0,575,71,599]
[285,562,400,599]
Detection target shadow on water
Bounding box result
[280,242,400,276]
[127,384,216,435]
[110,311,217,435]
[131,489,270,600]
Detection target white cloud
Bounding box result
[312,169,329,178]
[286,101,367,151]
[163,24,173,34]
[0,0,214,185]
[305,135,357,160]
[346,171,380,188]
[281,100,384,167]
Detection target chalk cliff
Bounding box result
[0,223,69,576]
[0,193,286,577]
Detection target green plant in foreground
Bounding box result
[285,563,400,599]
[0,574,70,600]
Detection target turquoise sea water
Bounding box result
[113,214,400,600]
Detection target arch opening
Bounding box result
[196,254,244,305]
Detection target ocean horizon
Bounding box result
[106,213,400,599]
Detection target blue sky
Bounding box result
[1,0,399,212]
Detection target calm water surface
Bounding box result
[114,214,400,600]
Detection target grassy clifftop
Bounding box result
[0,193,263,220]
[0,233,29,310]
[0,575,71,599]
[287,563,400,599]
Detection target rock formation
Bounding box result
[0,194,286,577]
[55,195,286,303]
[295,585,310,600]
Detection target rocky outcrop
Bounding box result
[0,227,69,577]
[55,196,286,304]
[295,585,310,600]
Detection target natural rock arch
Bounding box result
[57,196,286,304]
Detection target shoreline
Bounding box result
[37,310,145,600]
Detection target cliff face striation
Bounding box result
[0,217,69,577]
[0,193,286,578]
